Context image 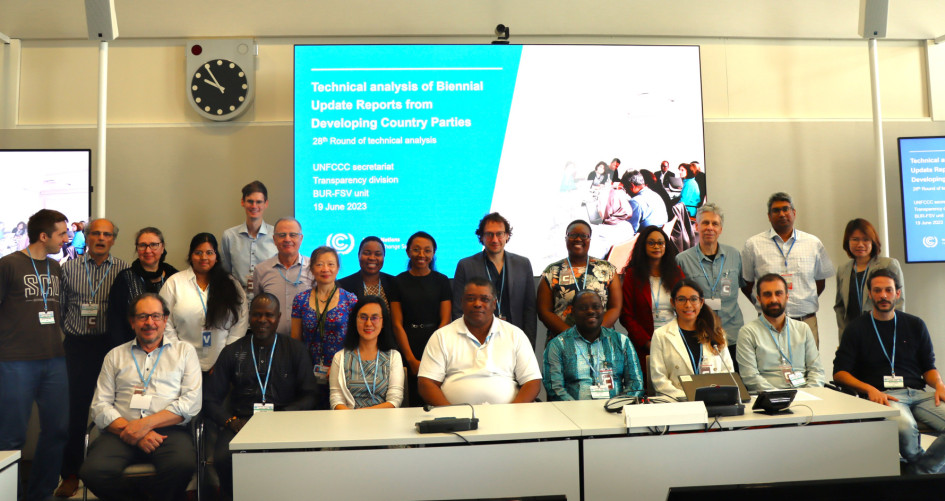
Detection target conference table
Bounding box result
[0,450,19,500]
[231,388,899,500]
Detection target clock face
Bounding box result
[190,59,250,120]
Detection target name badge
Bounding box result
[699,360,713,375]
[246,274,254,293]
[599,367,615,390]
[704,297,722,311]
[720,278,732,296]
[38,311,55,325]
[202,331,212,347]
[130,387,152,410]
[80,303,99,317]
[589,384,610,399]
[313,364,330,382]
[788,371,806,388]
[884,375,905,389]
[253,402,274,414]
[781,273,794,290]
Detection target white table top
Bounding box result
[552,387,900,436]
[0,451,20,470]
[230,401,582,450]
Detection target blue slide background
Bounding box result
[899,136,945,262]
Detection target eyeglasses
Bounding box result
[483,231,507,240]
[136,242,162,251]
[646,240,666,247]
[769,206,793,214]
[88,231,115,238]
[275,232,302,239]
[357,314,382,323]
[134,313,165,322]
[567,233,590,241]
[193,250,216,257]
[674,296,702,304]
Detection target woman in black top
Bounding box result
[336,236,398,310]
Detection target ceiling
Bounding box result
[2,0,945,42]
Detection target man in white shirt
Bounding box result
[741,192,834,346]
[418,278,542,406]
[220,180,278,295]
[252,218,313,335]
[80,293,201,501]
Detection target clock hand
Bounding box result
[205,67,224,92]
[203,79,226,93]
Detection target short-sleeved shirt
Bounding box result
[0,251,65,361]
[676,243,745,344]
[834,311,935,391]
[391,271,452,357]
[742,228,834,317]
[541,258,616,327]
[292,288,357,369]
[252,254,313,336]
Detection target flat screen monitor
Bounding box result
[0,149,92,260]
[294,45,706,275]
[898,136,945,263]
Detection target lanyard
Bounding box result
[192,280,208,318]
[852,264,870,311]
[131,343,166,391]
[566,257,588,291]
[772,233,796,268]
[357,348,380,404]
[651,278,663,311]
[84,255,113,302]
[698,254,726,295]
[251,335,278,404]
[578,338,604,378]
[871,313,898,375]
[26,248,51,312]
[483,252,507,316]
[313,286,338,336]
[764,318,793,371]
[680,330,704,374]
[277,261,304,286]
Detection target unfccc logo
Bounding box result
[923,235,939,249]
[327,233,355,254]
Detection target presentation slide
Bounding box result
[898,136,945,263]
[294,45,705,276]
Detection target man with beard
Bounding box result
[834,269,945,475]
[736,273,824,392]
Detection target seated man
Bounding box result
[418,278,542,405]
[736,273,825,392]
[81,293,201,501]
[834,269,945,475]
[543,290,644,400]
[204,292,317,500]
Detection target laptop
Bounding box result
[678,372,750,403]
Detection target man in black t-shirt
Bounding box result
[834,268,945,474]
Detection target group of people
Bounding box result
[3,181,945,500]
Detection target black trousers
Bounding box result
[80,426,195,501]
[61,333,111,476]
[213,424,239,500]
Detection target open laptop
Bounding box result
[678,372,751,403]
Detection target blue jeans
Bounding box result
[0,358,69,501]
[887,388,945,474]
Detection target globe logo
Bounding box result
[922,235,938,248]
[326,233,355,255]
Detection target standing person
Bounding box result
[620,225,685,373]
[538,220,620,340]
[742,192,834,346]
[252,218,313,336]
[330,296,405,409]
[649,279,734,401]
[678,163,701,218]
[389,231,451,406]
[676,204,745,368]
[71,221,86,256]
[160,233,248,373]
[56,218,126,498]
[336,236,398,310]
[291,246,357,406]
[220,181,277,296]
[452,213,537,346]
[106,227,179,347]
[0,209,70,501]
[834,218,905,335]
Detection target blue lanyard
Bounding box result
[763,318,793,371]
[871,313,898,375]
[651,278,663,311]
[131,343,166,390]
[852,264,870,311]
[566,257,588,291]
[483,252,507,316]
[192,279,208,318]
[357,348,380,404]
[26,248,51,312]
[251,335,278,404]
[772,233,796,268]
[277,262,303,286]
[680,329,704,374]
[578,339,604,378]
[84,255,113,301]
[698,254,726,295]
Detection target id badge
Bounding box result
[80,303,99,317]
[779,362,793,382]
[699,361,713,375]
[246,274,254,293]
[720,278,733,297]
[788,371,806,388]
[202,331,212,348]
[314,364,330,382]
[704,297,722,311]
[130,386,151,410]
[253,402,274,414]
[38,311,55,325]
[782,273,794,290]
[589,384,610,399]
[599,367,615,390]
[884,375,905,389]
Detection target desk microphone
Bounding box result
[416,403,479,433]
[693,343,744,417]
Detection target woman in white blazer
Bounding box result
[649,278,733,401]
[834,219,905,336]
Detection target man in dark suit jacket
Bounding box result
[452,213,538,346]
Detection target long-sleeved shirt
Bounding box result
[543,326,643,401]
[91,335,202,429]
[736,316,825,392]
[60,253,126,335]
[204,333,317,425]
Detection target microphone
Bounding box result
[416,403,479,433]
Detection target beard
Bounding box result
[762,302,784,318]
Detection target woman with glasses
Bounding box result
[337,236,397,310]
[538,219,621,341]
[330,296,404,409]
[160,232,248,373]
[834,218,905,335]
[620,226,685,372]
[649,279,732,400]
[106,227,179,347]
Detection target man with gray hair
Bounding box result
[741,192,834,346]
[251,217,313,336]
[625,170,668,228]
[676,203,745,366]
